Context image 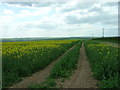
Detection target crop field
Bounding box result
[85,40,120,88]
[2,40,79,87]
[2,38,119,88]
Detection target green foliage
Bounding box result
[99,75,120,88]
[85,40,119,88]
[2,40,79,87]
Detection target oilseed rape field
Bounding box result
[85,40,119,88]
[2,40,79,87]
[2,38,119,88]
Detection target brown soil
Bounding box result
[62,42,98,88]
[10,45,76,88]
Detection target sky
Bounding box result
[0,0,119,38]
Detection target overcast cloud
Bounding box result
[0,1,118,38]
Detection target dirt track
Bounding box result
[10,45,76,88]
[63,42,98,88]
[10,42,98,88]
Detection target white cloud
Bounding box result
[2,9,14,14]
[18,7,51,17]
[0,15,15,25]
[0,1,118,38]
